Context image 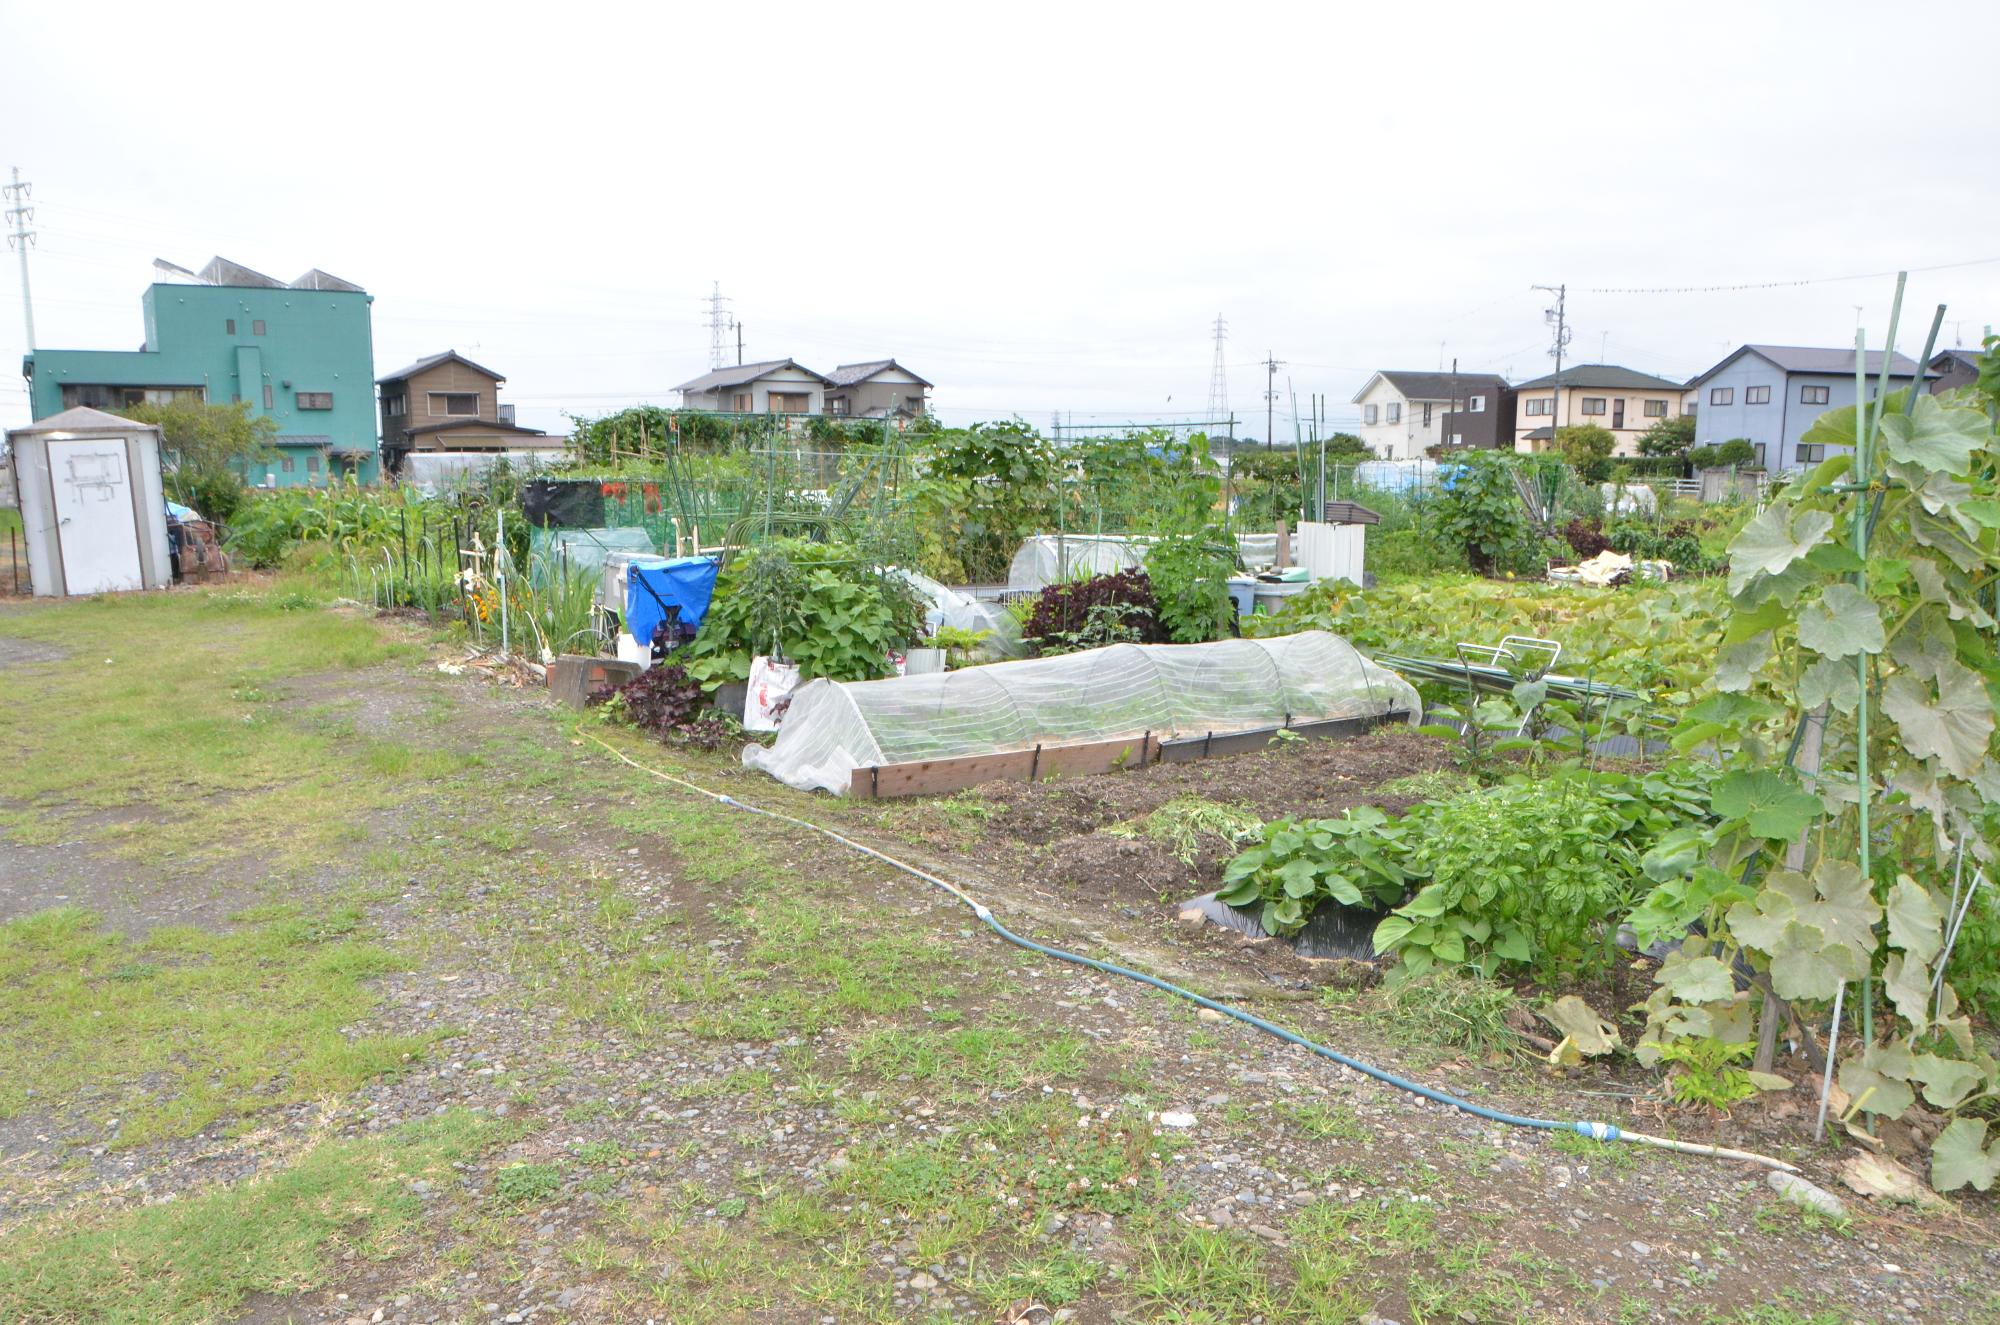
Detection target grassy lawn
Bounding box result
[0,904,437,1146]
[0,582,1971,1325]
[0,1110,505,1325]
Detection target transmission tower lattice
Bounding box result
[1204,315,1228,437]
[706,282,731,371]
[4,167,34,351]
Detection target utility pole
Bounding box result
[1263,352,1284,451]
[706,281,730,370]
[4,167,35,352]
[1448,356,1459,450]
[1205,314,1229,439]
[1532,284,1569,451]
[735,321,743,367]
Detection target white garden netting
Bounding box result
[1006,533,1299,590]
[743,630,1421,794]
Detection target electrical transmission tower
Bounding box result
[706,281,731,371]
[1204,315,1228,438]
[4,167,35,351]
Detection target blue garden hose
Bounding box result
[583,730,1796,1173]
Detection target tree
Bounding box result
[123,398,277,523]
[1636,415,1696,457]
[1553,423,1617,482]
[1323,432,1370,460]
[1714,438,1757,468]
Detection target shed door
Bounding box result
[49,438,143,594]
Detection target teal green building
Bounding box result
[22,257,379,486]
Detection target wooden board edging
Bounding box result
[848,732,1158,799]
[1155,709,1411,762]
[845,709,1413,798]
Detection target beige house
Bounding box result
[824,360,932,419]
[1511,364,1690,457]
[674,359,830,414]
[376,351,554,472]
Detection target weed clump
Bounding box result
[1381,968,1526,1061]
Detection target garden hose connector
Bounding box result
[1576,1121,1622,1141]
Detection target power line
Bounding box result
[1583,253,2000,296]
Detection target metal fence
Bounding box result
[2,524,28,596]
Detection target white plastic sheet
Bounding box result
[744,630,1421,795]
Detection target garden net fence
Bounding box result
[744,630,1420,794]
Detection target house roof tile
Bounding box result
[1512,363,1688,392]
[1690,344,1932,385]
[674,358,830,394]
[378,349,506,385]
[826,358,935,389]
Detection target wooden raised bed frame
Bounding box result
[845,710,1411,799]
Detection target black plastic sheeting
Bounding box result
[1178,891,1389,961]
[522,479,606,530]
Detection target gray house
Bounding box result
[823,360,932,419]
[674,359,830,414]
[1687,344,1932,471]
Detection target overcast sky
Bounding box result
[4,1,1999,441]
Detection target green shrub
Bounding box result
[1219,763,1717,984]
[1215,806,1413,935]
[1435,453,1532,576]
[1143,530,1236,643]
[685,539,925,687]
[1366,526,1468,579]
[1372,765,1716,981]
[1553,425,1617,484]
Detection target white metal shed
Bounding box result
[7,406,173,597]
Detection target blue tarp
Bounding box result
[166,500,200,522]
[626,557,721,645]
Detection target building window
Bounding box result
[1363,404,1379,425]
[296,391,333,410]
[252,319,267,336]
[1755,443,1767,467]
[1450,433,1464,446]
[1801,384,1830,405]
[1421,402,1432,427]
[1580,396,1607,415]
[226,318,236,334]
[767,392,811,414]
[1523,396,1552,417]
[1643,399,1668,418]
[1469,395,1485,413]
[386,394,406,417]
[280,456,295,473]
[1746,385,1771,405]
[263,384,274,409]
[828,396,850,416]
[430,392,479,416]
[731,392,752,411]
[1386,402,1402,424]
[1797,442,1826,464]
[306,454,321,473]
[1709,387,1734,406]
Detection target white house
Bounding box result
[1351,370,1511,460]
[674,359,831,414]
